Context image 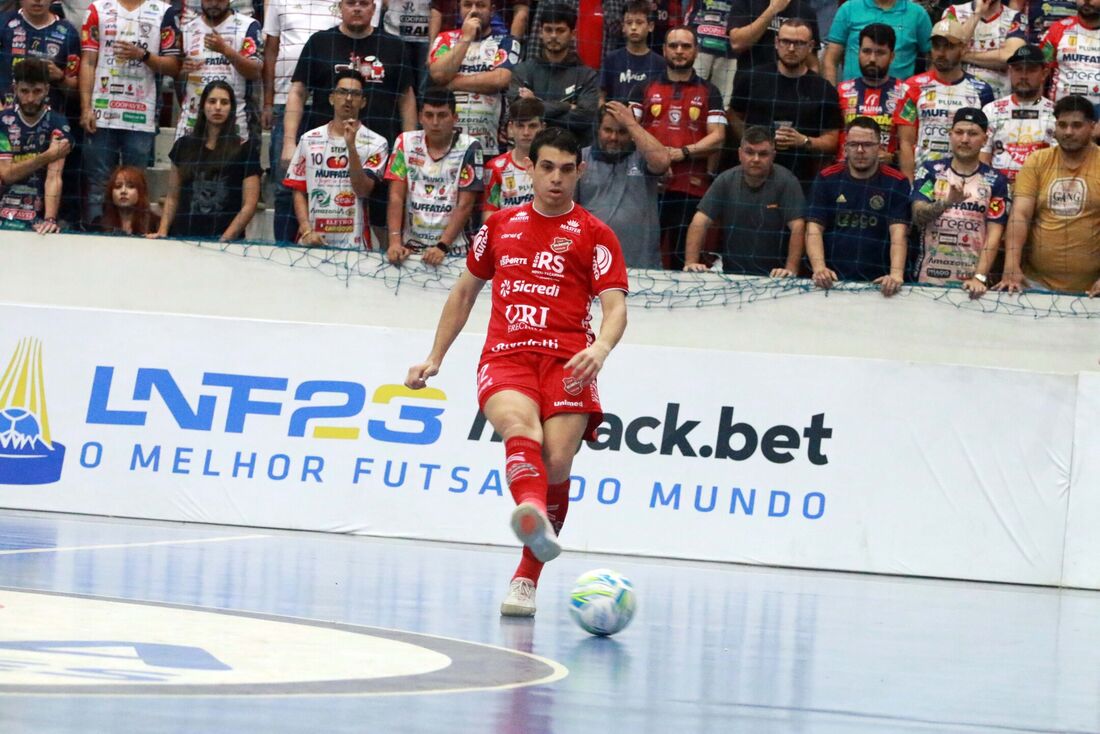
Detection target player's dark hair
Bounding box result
[192,80,241,158]
[510,97,545,122]
[333,68,367,91]
[623,0,651,19]
[741,126,775,147]
[1054,94,1097,121]
[540,3,577,29]
[859,23,896,51]
[421,86,458,112]
[847,115,882,138]
[530,127,582,165]
[12,58,50,86]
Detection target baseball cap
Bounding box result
[953,107,989,130]
[931,18,968,43]
[1006,44,1046,65]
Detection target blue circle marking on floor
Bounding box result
[0,588,567,696]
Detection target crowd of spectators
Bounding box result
[0,0,1097,295]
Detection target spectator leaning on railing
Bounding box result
[284,69,389,250]
[910,107,1009,297]
[683,125,806,277]
[997,94,1100,296]
[0,57,72,234]
[385,87,483,267]
[805,116,912,297]
[153,80,262,242]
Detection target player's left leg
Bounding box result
[502,412,588,617]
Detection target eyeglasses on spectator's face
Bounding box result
[844,141,877,150]
[332,88,365,98]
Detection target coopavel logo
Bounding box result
[0,338,66,485]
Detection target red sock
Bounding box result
[504,436,547,511]
[513,479,571,585]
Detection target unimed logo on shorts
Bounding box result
[0,338,67,485]
[470,403,833,466]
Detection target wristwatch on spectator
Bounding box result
[801,134,812,150]
[432,241,451,255]
[973,273,988,285]
[141,49,151,64]
[680,145,691,160]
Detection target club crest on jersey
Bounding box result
[550,236,572,253]
[562,376,583,396]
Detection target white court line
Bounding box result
[0,534,271,556]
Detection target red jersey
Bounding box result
[1042,16,1100,105]
[835,76,910,160]
[467,202,629,363]
[630,73,727,197]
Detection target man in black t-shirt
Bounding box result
[280,0,416,244]
[727,0,820,73]
[729,18,840,190]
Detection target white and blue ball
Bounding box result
[569,569,637,636]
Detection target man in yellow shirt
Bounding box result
[997,94,1100,295]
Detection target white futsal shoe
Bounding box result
[510,501,561,563]
[501,577,537,617]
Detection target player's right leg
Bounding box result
[483,389,562,565]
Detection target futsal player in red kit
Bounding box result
[404,127,629,617]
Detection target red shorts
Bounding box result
[476,352,604,441]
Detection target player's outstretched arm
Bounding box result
[405,269,488,389]
[565,290,627,387]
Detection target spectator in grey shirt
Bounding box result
[576,101,671,268]
[684,125,806,276]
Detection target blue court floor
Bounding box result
[0,509,1098,734]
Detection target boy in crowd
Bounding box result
[483,96,543,215]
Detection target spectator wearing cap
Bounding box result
[997,94,1100,295]
[895,18,996,179]
[1041,0,1100,111]
[682,125,806,277]
[576,101,671,268]
[980,44,1055,185]
[508,3,599,145]
[911,107,1010,296]
[945,0,1027,98]
[806,116,912,296]
[822,0,933,84]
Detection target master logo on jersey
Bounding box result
[0,338,66,485]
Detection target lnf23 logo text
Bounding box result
[86,367,445,445]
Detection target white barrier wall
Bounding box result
[0,304,1084,587]
[1063,371,1100,590]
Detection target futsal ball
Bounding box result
[569,568,637,636]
